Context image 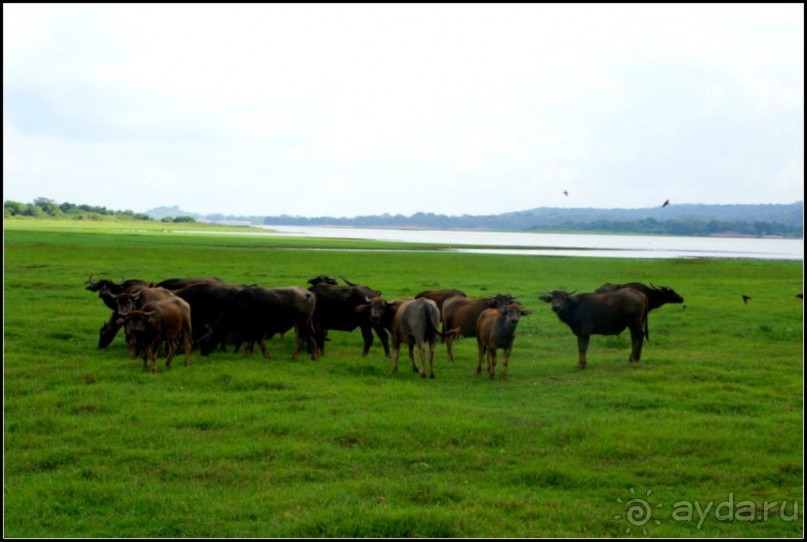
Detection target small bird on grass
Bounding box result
[741,295,751,305]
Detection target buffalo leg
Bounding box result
[392,338,401,373]
[305,325,319,361]
[475,340,486,375]
[629,326,644,362]
[416,341,428,378]
[165,339,178,368]
[408,340,419,374]
[148,347,158,373]
[372,324,390,358]
[291,326,303,360]
[257,337,270,359]
[577,335,590,369]
[98,315,122,349]
[360,324,374,357]
[502,345,513,379]
[183,333,192,367]
[445,334,456,362]
[488,349,497,379]
[427,340,436,379]
[313,325,327,357]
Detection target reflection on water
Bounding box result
[256,225,803,261]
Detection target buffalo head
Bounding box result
[538,290,577,313]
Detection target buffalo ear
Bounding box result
[538,295,552,304]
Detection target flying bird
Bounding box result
[662,199,670,208]
[741,295,751,305]
[563,190,569,197]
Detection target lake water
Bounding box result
[252,225,804,261]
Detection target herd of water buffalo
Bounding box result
[85,274,687,377]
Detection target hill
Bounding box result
[160,202,804,238]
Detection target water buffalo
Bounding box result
[440,293,518,362]
[475,303,533,379]
[171,282,247,348]
[307,276,389,358]
[200,286,317,360]
[123,296,193,373]
[539,289,649,369]
[388,298,460,378]
[86,275,149,310]
[595,282,684,311]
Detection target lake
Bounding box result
[252,225,804,261]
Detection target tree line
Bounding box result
[263,210,803,238]
[3,198,196,223]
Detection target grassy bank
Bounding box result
[3,222,803,537]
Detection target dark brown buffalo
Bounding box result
[475,304,532,379]
[200,286,317,360]
[389,298,459,378]
[307,276,390,358]
[111,285,176,315]
[440,293,518,362]
[595,282,684,311]
[355,296,411,333]
[86,275,149,311]
[106,285,177,357]
[539,289,649,368]
[123,296,193,373]
[414,289,468,313]
[171,282,246,348]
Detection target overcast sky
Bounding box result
[3,4,804,218]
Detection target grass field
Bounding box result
[3,220,804,537]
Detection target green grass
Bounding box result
[4,221,804,537]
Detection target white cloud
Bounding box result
[3,3,803,217]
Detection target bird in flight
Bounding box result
[563,190,569,197]
[662,199,670,207]
[741,295,751,305]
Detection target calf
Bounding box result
[441,293,518,362]
[123,296,193,373]
[539,289,649,369]
[476,304,533,379]
[389,298,460,379]
[97,285,175,355]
